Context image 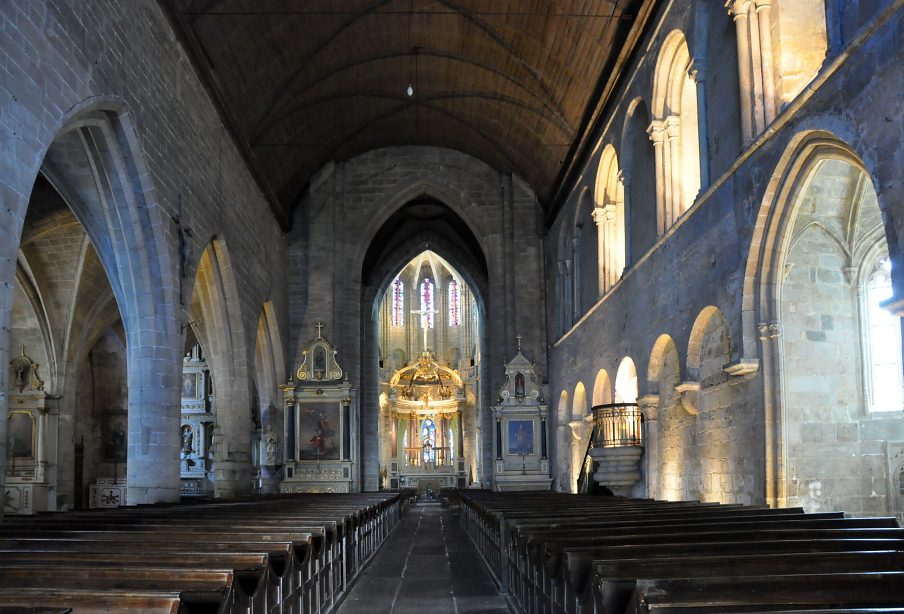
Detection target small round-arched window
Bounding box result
[864,257,904,411]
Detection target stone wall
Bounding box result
[1,0,290,504]
[547,0,904,511]
[290,147,546,489]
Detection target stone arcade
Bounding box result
[1,0,904,610]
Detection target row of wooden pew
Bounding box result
[0,490,414,614]
[450,490,904,614]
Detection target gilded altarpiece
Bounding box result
[280,327,359,493]
[492,345,552,491]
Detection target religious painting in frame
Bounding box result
[507,419,534,456]
[103,411,127,461]
[7,411,35,459]
[182,372,199,399]
[298,402,340,461]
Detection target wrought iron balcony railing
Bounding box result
[592,403,643,448]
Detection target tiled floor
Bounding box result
[337,503,510,613]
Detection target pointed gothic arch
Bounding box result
[189,238,252,497]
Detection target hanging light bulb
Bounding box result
[406,83,414,97]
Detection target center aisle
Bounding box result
[338,503,510,614]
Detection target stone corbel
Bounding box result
[675,381,700,415]
[568,420,585,441]
[723,358,760,377]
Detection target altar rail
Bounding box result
[0,489,414,613]
[454,489,904,614]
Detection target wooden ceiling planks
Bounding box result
[161,0,656,227]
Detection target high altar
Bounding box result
[382,352,470,492]
[492,341,552,491]
[280,324,359,493]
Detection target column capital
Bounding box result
[688,57,707,83]
[664,114,681,138]
[725,0,750,19]
[647,120,665,142]
[637,395,660,421]
[592,206,608,226]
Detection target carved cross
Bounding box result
[516,335,522,352]
[315,321,324,339]
[410,307,437,352]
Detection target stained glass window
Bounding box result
[421,418,436,463]
[420,278,435,328]
[866,257,903,411]
[391,277,404,326]
[448,279,461,326]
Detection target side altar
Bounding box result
[492,339,552,491]
[280,324,359,493]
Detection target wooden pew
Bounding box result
[0,491,405,614]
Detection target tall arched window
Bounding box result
[864,256,904,412]
[420,278,435,328]
[448,279,461,326]
[421,418,437,463]
[391,277,404,326]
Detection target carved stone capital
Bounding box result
[757,321,782,341]
[637,394,660,421]
[725,0,751,19]
[664,115,681,138]
[647,120,666,142]
[592,206,608,226]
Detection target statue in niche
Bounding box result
[181,425,194,456]
[515,372,526,398]
[263,425,279,466]
[314,347,326,378]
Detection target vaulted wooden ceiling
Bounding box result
[161,0,657,227]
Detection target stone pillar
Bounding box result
[746,2,767,133]
[638,395,660,499]
[758,320,783,507]
[665,115,682,224]
[593,206,608,295]
[689,59,711,189]
[727,0,755,146]
[619,170,632,266]
[571,236,582,318]
[647,120,667,235]
[754,0,777,124]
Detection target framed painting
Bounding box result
[103,411,128,461]
[7,411,34,459]
[181,373,199,399]
[298,402,340,461]
[507,419,534,456]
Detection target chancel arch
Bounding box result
[651,30,702,231]
[594,145,626,293]
[188,238,252,498]
[374,250,480,494]
[750,133,904,518]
